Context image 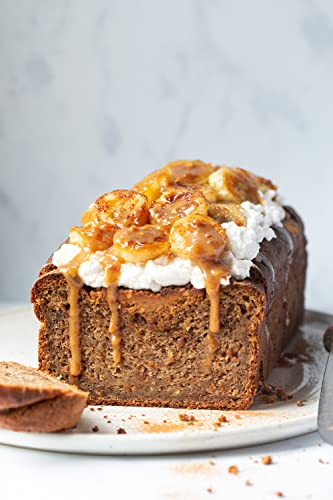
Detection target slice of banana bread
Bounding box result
[31,161,307,410]
[0,361,76,410]
[0,362,88,431]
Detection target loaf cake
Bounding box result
[31,161,307,410]
[0,362,88,431]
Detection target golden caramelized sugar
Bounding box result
[54,160,275,372]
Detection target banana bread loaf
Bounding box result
[31,161,307,410]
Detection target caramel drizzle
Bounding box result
[64,270,83,379]
[196,259,230,367]
[58,249,88,380]
[104,261,122,364]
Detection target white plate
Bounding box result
[0,306,330,455]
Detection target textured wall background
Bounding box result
[0,0,332,311]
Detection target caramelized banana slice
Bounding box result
[112,225,169,263]
[208,203,246,226]
[191,184,218,203]
[69,225,115,252]
[165,159,216,185]
[133,170,171,205]
[81,204,98,226]
[208,166,261,204]
[150,188,209,230]
[164,160,216,186]
[94,190,149,227]
[170,214,227,261]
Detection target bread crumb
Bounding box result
[297,400,304,407]
[261,384,292,404]
[245,480,252,486]
[213,414,228,429]
[143,420,149,425]
[107,420,111,424]
[89,407,95,412]
[92,426,99,433]
[261,455,272,465]
[228,465,238,475]
[207,488,213,494]
[209,460,216,466]
[178,413,196,424]
[275,492,284,497]
[97,407,103,411]
[117,427,127,435]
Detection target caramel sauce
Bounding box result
[103,256,122,364]
[57,250,88,380]
[64,270,83,379]
[200,260,229,367]
[170,214,229,362]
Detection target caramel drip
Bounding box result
[104,262,122,364]
[199,260,230,364]
[64,270,83,379]
[169,214,230,368]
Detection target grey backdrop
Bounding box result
[0,0,332,312]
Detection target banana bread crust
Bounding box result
[31,207,306,410]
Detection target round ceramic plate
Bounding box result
[0,306,330,455]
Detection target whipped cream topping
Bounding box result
[52,189,285,291]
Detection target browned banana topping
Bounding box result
[69,224,116,252]
[170,214,227,262]
[132,169,171,204]
[93,190,149,228]
[209,167,261,204]
[113,225,170,263]
[163,159,216,185]
[208,203,247,226]
[150,187,209,229]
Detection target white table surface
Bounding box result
[1,303,332,500]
